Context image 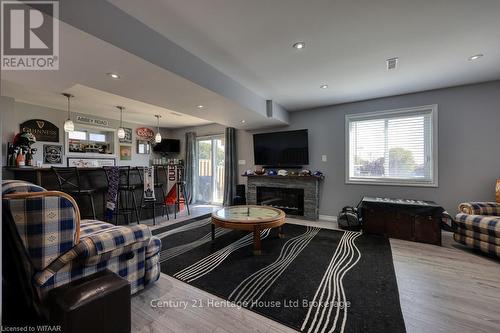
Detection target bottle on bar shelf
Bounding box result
[16,148,25,167]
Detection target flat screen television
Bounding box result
[253,129,309,166]
[153,139,180,153]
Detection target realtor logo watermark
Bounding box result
[1,0,59,70]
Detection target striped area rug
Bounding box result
[155,217,406,333]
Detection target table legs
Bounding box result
[278,226,284,238]
[253,227,262,255]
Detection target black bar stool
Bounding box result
[116,166,141,225]
[51,167,97,219]
[175,180,191,219]
[136,167,169,225]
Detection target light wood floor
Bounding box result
[132,217,500,333]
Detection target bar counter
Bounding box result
[3,166,171,223]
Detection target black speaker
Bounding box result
[233,184,246,205]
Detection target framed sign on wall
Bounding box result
[20,119,59,142]
[43,144,62,164]
[67,157,116,168]
[136,127,155,141]
[120,145,132,160]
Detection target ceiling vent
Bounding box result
[386,57,398,70]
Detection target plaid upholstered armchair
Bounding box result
[454,200,500,258]
[2,180,162,296]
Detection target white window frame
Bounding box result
[345,105,438,187]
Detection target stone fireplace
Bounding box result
[257,186,305,216]
[246,175,322,220]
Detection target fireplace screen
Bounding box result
[256,186,305,216]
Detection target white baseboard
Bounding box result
[319,215,338,222]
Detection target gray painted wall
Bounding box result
[1,100,160,167]
[252,80,500,216]
[126,81,500,216]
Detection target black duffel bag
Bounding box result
[338,206,362,231]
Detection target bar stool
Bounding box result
[154,165,168,209]
[174,180,191,219]
[51,167,97,219]
[136,167,169,225]
[116,166,141,225]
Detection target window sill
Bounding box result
[346,179,438,188]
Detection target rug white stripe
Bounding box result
[248,228,321,308]
[154,218,211,240]
[323,232,361,333]
[174,229,271,282]
[301,232,351,332]
[229,227,320,306]
[159,228,232,263]
[301,231,361,333]
[313,232,356,333]
[175,232,257,281]
[176,229,271,282]
[229,227,315,302]
[337,235,361,333]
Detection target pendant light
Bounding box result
[62,93,74,132]
[116,106,125,139]
[154,114,162,143]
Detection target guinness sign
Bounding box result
[20,119,59,142]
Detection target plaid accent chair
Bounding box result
[2,180,161,296]
[454,202,500,257]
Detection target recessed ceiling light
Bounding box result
[107,72,120,79]
[241,120,246,124]
[320,84,328,89]
[196,105,204,109]
[468,54,483,61]
[292,41,305,50]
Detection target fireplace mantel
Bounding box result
[246,175,323,220]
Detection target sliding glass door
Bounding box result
[196,135,225,204]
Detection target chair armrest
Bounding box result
[458,202,500,216]
[3,191,81,271]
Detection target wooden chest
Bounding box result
[360,197,444,246]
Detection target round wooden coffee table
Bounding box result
[211,205,286,255]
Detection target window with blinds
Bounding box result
[346,105,438,186]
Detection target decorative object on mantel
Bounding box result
[154,114,162,143]
[116,106,126,140]
[67,157,116,168]
[313,170,324,177]
[136,127,155,141]
[299,169,312,176]
[20,119,59,142]
[242,169,255,176]
[254,168,265,176]
[62,93,74,132]
[12,132,37,167]
[277,169,288,176]
[267,170,278,176]
[43,144,62,164]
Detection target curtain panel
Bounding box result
[185,132,197,204]
[223,127,237,206]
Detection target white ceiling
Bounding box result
[110,0,500,111]
[1,19,280,129]
[1,81,212,128]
